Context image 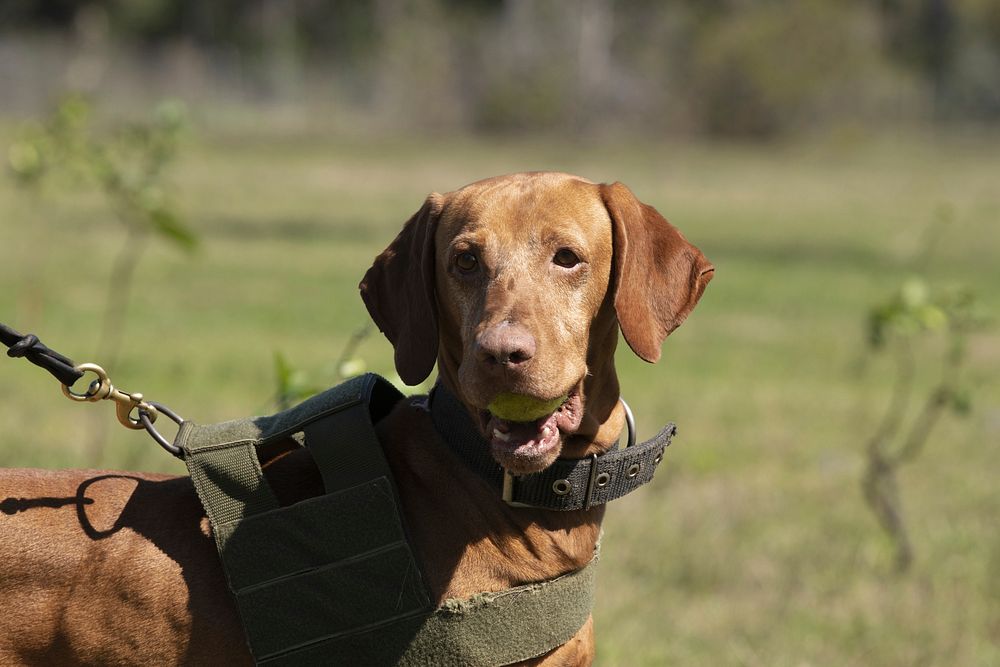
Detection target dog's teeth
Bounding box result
[493,429,511,442]
[542,426,552,438]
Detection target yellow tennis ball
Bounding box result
[487,393,567,422]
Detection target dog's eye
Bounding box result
[455,252,478,273]
[553,248,580,268]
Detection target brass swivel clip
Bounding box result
[61,362,184,457]
[61,362,159,429]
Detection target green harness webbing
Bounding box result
[177,374,597,666]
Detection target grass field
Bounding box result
[1,122,998,665]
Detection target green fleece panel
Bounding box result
[398,554,598,666]
[216,478,408,591]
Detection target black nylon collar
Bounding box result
[428,383,676,511]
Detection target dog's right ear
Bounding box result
[359,194,445,385]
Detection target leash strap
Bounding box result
[430,382,676,511]
[176,373,598,665]
[1,323,84,386]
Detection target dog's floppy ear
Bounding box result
[601,181,714,363]
[360,194,445,385]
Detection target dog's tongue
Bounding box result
[488,411,561,461]
[484,393,582,473]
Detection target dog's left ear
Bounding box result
[601,181,714,363]
[360,194,445,385]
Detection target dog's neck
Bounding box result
[380,401,606,603]
[404,309,623,601]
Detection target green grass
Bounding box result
[1,124,998,665]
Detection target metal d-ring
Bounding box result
[139,401,185,458]
[620,397,636,448]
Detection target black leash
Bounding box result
[1,323,84,386]
[1,322,184,457]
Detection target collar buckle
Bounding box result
[502,470,536,508]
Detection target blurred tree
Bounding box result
[878,0,957,113]
[7,95,195,371]
[687,1,889,137]
[862,277,987,571]
[2,0,999,134]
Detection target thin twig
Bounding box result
[94,224,149,372]
[862,339,916,571]
[865,340,915,460]
[335,324,372,379]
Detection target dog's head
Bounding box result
[361,172,713,474]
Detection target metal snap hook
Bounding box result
[61,362,182,455]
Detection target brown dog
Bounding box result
[0,172,712,666]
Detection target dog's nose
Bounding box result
[475,323,536,368]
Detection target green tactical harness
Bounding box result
[176,373,675,666]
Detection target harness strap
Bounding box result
[181,431,279,528]
[429,382,676,510]
[178,374,406,547]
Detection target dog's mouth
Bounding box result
[479,391,584,475]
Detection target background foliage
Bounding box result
[3,0,1000,136]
